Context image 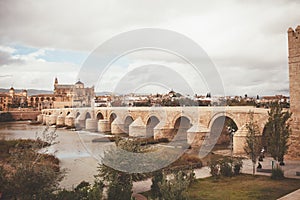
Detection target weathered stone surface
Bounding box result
[41,106,269,155]
[287,26,300,160]
[129,117,147,137]
[97,119,110,133]
[85,119,98,131]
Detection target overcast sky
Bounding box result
[0,0,300,96]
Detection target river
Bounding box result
[0,121,113,189]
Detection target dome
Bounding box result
[75,80,84,85]
[9,87,14,91]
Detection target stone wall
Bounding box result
[287,26,300,159]
[0,111,41,121]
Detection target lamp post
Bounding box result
[228,126,236,170]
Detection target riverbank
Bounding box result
[0,111,40,122]
[0,121,112,189]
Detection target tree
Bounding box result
[244,112,261,175]
[264,103,292,165]
[106,171,132,200]
[151,170,163,199]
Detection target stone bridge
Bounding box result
[38,106,269,154]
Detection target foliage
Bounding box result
[244,112,262,175]
[55,180,104,200]
[158,170,194,200]
[0,165,7,192]
[264,103,292,163]
[151,170,163,199]
[271,166,285,180]
[208,159,220,179]
[208,157,243,178]
[0,141,64,199]
[219,158,233,177]
[233,158,243,175]
[107,172,132,200]
[0,127,65,199]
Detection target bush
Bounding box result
[219,159,233,177]
[151,170,163,199]
[233,159,243,175]
[271,166,284,180]
[56,180,104,200]
[209,158,243,178]
[208,159,220,178]
[158,171,191,200]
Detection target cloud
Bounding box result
[0,46,80,90]
[0,46,22,65]
[0,0,298,95]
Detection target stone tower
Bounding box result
[287,26,300,159]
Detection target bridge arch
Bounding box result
[109,113,117,124]
[124,115,134,134]
[173,116,192,142]
[146,116,160,137]
[171,113,194,128]
[209,113,238,148]
[96,112,104,120]
[75,112,80,119]
[85,112,91,120]
[208,112,240,131]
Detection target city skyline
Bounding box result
[1,0,300,96]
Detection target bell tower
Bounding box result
[287,26,300,159]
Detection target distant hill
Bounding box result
[0,88,53,96]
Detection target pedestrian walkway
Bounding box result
[278,189,300,200]
[242,157,300,179]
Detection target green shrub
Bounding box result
[209,158,243,178]
[151,170,163,199]
[158,171,191,200]
[208,159,220,178]
[219,158,233,177]
[233,159,243,175]
[271,166,284,180]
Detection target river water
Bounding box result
[0,121,113,189]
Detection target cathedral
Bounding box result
[53,77,95,108]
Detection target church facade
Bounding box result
[53,77,95,108]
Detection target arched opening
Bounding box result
[109,113,117,124]
[124,116,134,134]
[76,112,80,118]
[108,113,117,133]
[173,116,192,142]
[85,112,91,120]
[97,112,104,120]
[66,111,70,116]
[146,116,160,137]
[210,116,238,150]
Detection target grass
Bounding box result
[187,174,300,200]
